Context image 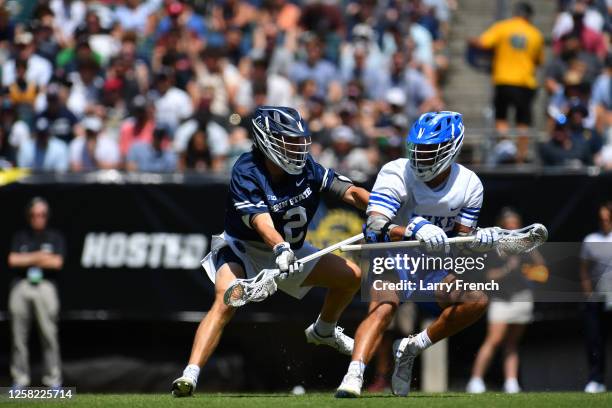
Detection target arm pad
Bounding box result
[327,173,353,200]
[365,213,398,242]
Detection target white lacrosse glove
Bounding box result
[405,216,449,253]
[469,227,501,252]
[273,242,303,277]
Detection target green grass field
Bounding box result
[2,392,611,408]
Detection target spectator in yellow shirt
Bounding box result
[470,2,544,163]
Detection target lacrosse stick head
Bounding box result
[496,223,548,256]
[223,280,248,307]
[223,268,279,308]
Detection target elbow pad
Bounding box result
[327,173,353,200]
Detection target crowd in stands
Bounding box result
[471,0,610,167]
[0,0,452,180]
[0,0,609,175]
[540,0,611,169]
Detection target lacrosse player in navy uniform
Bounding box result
[172,106,370,397]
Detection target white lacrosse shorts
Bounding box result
[202,233,322,299]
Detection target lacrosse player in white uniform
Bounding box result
[336,111,497,397]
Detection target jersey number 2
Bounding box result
[283,206,307,244]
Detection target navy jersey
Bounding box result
[225,151,335,249]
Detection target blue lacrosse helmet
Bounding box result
[251,106,311,175]
[406,111,465,182]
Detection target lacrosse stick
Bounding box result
[223,233,364,307]
[340,223,548,255]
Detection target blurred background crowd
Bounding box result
[0,0,609,181]
[1,0,612,394]
[541,1,611,169]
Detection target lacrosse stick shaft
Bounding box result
[340,235,476,252]
[222,233,365,307]
[266,233,365,281]
[238,232,364,283]
[299,233,364,263]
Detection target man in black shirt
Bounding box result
[8,197,65,388]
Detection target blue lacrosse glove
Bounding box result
[363,218,396,243]
[363,223,387,243]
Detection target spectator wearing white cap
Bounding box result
[69,116,120,171]
[372,87,408,134]
[2,32,53,88]
[340,24,386,96]
[318,125,377,183]
[17,117,69,172]
[372,88,409,155]
[386,87,407,111]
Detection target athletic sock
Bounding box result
[505,378,519,386]
[184,364,200,382]
[348,360,366,378]
[414,329,433,351]
[314,315,336,337]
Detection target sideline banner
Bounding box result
[1,170,611,320]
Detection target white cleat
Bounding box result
[391,336,419,396]
[171,376,196,397]
[503,378,521,394]
[466,377,486,394]
[335,366,363,398]
[305,324,354,356]
[584,381,606,393]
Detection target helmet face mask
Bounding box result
[406,111,464,182]
[252,106,311,175]
[267,133,311,173]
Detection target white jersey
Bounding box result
[367,160,483,232]
[580,231,612,291]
